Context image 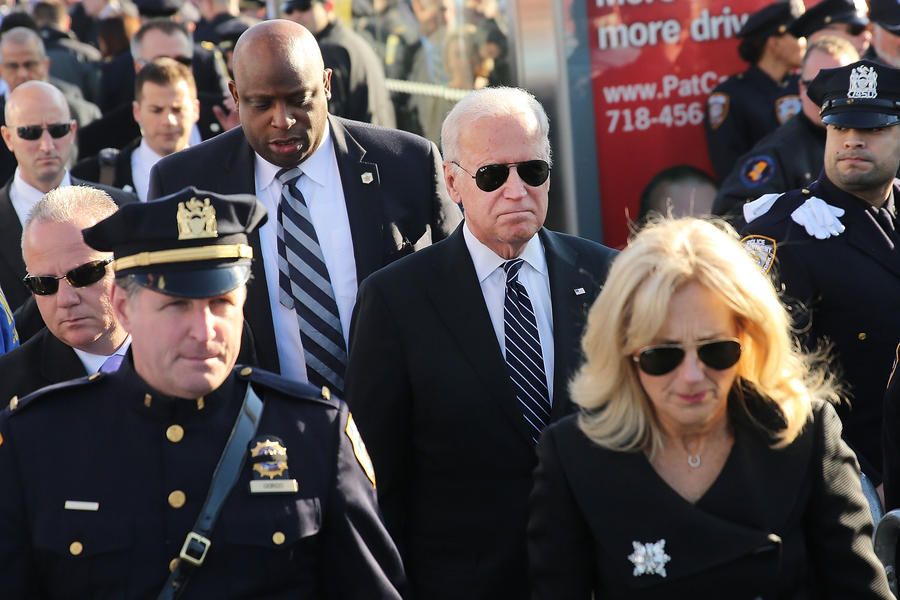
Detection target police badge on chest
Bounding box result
[248,435,300,494]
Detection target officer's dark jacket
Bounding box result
[528,396,891,599]
[714,113,825,219]
[705,65,801,182]
[882,353,900,510]
[740,176,900,482]
[0,361,406,598]
[71,137,139,194]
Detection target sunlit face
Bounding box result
[444,112,549,259]
[800,49,854,125]
[230,38,331,168]
[135,29,192,64]
[824,124,900,197]
[0,41,49,91]
[873,26,900,68]
[133,80,198,156]
[635,282,739,437]
[113,284,246,399]
[1,89,76,192]
[771,32,806,70]
[810,23,871,56]
[23,219,119,355]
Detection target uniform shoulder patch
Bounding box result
[707,92,730,130]
[346,412,376,487]
[739,155,776,188]
[237,365,337,408]
[775,95,801,125]
[7,373,106,417]
[741,234,777,274]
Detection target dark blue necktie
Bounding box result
[503,259,550,443]
[275,167,347,395]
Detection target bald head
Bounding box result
[228,19,332,169]
[5,80,69,125]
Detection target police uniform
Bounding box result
[705,2,803,182]
[741,60,900,483]
[0,187,406,598]
[713,112,825,219]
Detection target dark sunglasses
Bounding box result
[16,122,72,141]
[632,338,742,376]
[846,23,868,36]
[23,258,112,296]
[452,159,551,192]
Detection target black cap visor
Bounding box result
[822,109,900,128]
[125,263,252,298]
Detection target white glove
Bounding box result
[790,197,845,239]
[743,193,781,223]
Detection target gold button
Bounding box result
[168,490,186,509]
[88,373,101,381]
[144,393,152,408]
[69,541,83,556]
[9,396,18,411]
[272,531,286,545]
[169,558,179,572]
[801,188,810,195]
[858,332,867,341]
[239,366,252,377]
[166,425,184,443]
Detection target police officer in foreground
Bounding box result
[705,0,806,181]
[0,187,407,598]
[741,59,900,488]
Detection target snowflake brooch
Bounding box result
[627,539,671,578]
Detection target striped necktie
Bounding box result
[503,258,550,443]
[275,167,347,395]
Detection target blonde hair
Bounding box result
[571,217,836,457]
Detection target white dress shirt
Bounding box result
[73,336,132,374]
[463,222,555,403]
[10,169,72,226]
[254,122,358,383]
[131,139,168,202]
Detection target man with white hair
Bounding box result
[345,86,617,599]
[0,186,129,403]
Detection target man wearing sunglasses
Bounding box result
[148,19,460,387]
[791,0,871,55]
[0,186,408,598]
[344,87,617,599]
[0,81,136,319]
[741,59,900,492]
[0,186,129,404]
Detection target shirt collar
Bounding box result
[136,138,167,163]
[254,120,333,191]
[462,221,546,283]
[72,336,132,374]
[13,168,71,196]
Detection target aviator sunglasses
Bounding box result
[452,159,551,192]
[16,122,72,141]
[23,258,112,295]
[632,338,742,376]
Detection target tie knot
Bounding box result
[503,258,525,282]
[276,166,303,186]
[100,354,123,374]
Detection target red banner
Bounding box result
[589,0,771,247]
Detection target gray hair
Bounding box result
[440,86,552,165]
[0,27,47,58]
[23,186,118,252]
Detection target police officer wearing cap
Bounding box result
[705,0,806,182]
[790,0,871,55]
[0,187,407,598]
[741,59,900,488]
[866,0,900,67]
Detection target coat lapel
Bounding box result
[541,230,603,420]
[329,116,384,283]
[842,207,900,280]
[39,330,87,383]
[0,181,25,283]
[424,227,534,445]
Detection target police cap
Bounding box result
[869,0,900,32]
[807,59,900,128]
[281,0,320,14]
[82,187,267,298]
[134,0,184,17]
[790,0,868,39]
[738,0,805,39]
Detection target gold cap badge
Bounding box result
[177,197,218,240]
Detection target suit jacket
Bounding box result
[343,226,617,599]
[741,175,900,482]
[0,326,86,404]
[529,398,891,599]
[148,117,461,373]
[71,137,138,193]
[0,177,137,312]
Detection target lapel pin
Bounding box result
[361,172,374,185]
[65,500,100,512]
[628,539,670,578]
[574,288,586,296]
